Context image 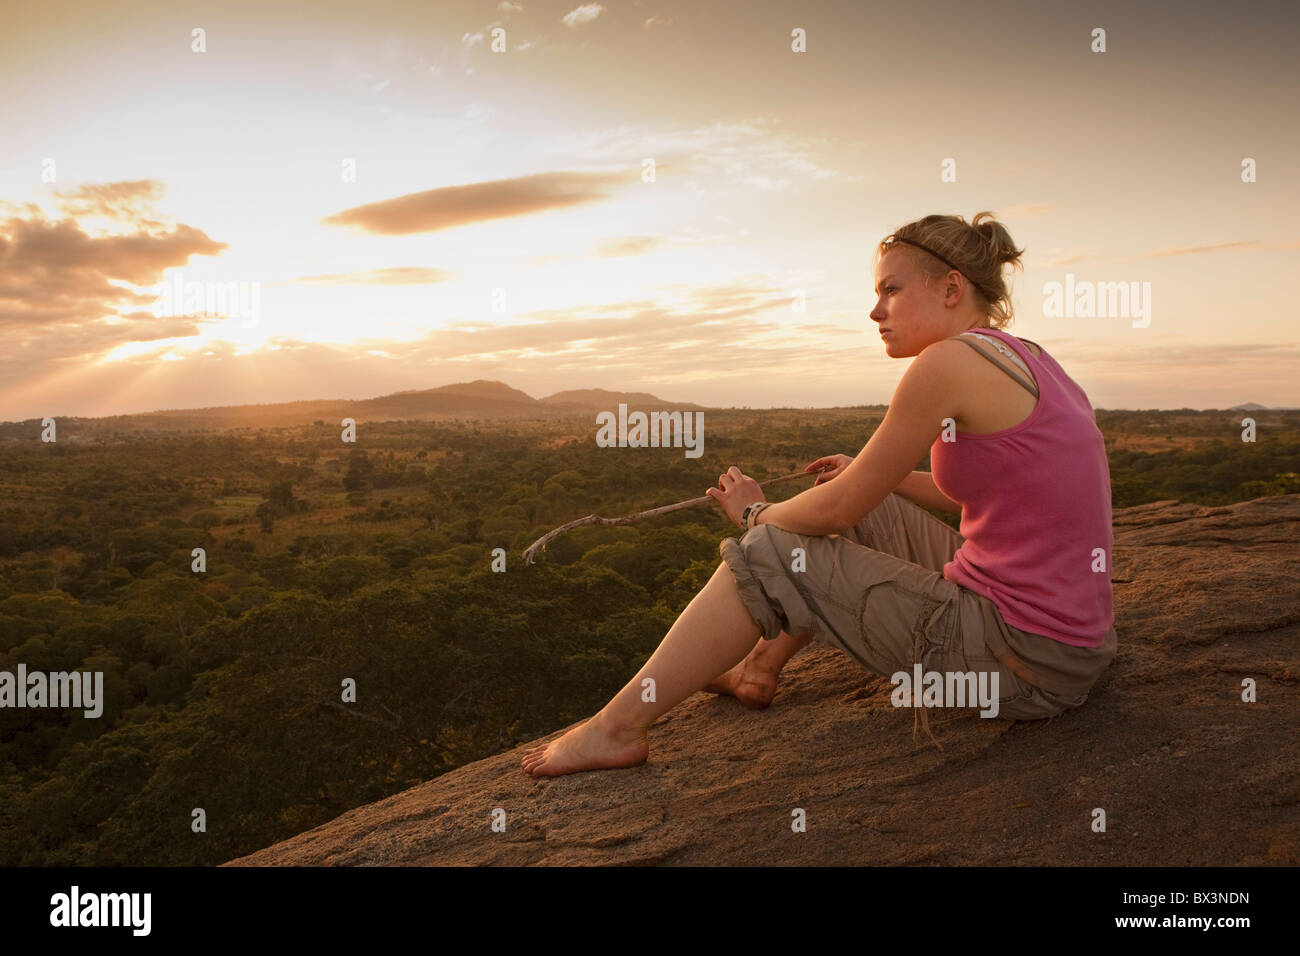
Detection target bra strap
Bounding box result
[950,336,1040,398]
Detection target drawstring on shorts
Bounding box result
[911,618,944,752]
[908,600,1041,751]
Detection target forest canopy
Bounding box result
[0,406,1296,864]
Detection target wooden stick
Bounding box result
[522,465,832,564]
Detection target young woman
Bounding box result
[521,211,1117,776]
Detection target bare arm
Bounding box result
[756,343,963,533]
[894,470,961,514]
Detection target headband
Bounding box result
[886,236,995,301]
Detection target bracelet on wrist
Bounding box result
[741,501,771,530]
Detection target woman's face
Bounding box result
[869,248,961,357]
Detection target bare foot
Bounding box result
[704,656,778,709]
[520,712,649,777]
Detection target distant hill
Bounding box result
[1229,403,1270,411]
[418,380,540,404]
[540,388,705,411]
[0,380,703,434]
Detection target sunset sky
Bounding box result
[2,0,1297,421]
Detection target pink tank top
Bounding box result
[929,328,1114,647]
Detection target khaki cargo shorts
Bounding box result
[719,492,1117,746]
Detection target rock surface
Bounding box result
[226,496,1300,866]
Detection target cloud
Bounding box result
[1032,335,1300,376]
[595,235,665,257]
[523,223,742,267]
[561,4,604,27]
[550,118,845,188]
[740,174,792,191]
[0,193,228,385]
[1123,239,1300,261]
[498,1,524,13]
[1052,237,1300,265]
[644,15,673,29]
[12,286,1297,419]
[51,180,168,225]
[321,169,637,235]
[0,275,888,419]
[287,266,456,286]
[377,280,830,371]
[525,225,736,267]
[0,214,227,327]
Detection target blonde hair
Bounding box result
[877,211,1026,328]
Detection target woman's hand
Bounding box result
[804,453,854,485]
[706,466,766,528]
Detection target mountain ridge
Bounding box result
[0,380,705,431]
